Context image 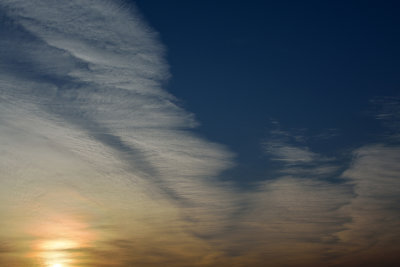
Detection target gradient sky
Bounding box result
[0,1,399,267]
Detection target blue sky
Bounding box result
[135,0,400,183]
[0,1,399,266]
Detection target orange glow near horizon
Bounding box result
[31,238,76,267]
[25,214,98,267]
[38,239,75,267]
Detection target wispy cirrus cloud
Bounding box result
[245,120,400,266]
[334,144,400,266]
[263,126,340,178]
[0,1,236,266]
[1,1,400,267]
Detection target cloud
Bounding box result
[265,141,318,164]
[249,125,400,266]
[229,177,352,267]
[371,96,400,140]
[1,1,400,266]
[334,144,400,266]
[0,0,235,210]
[0,1,237,266]
[263,127,340,177]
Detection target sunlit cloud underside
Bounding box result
[0,1,399,266]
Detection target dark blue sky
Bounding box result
[134,0,400,182]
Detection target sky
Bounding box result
[0,1,399,267]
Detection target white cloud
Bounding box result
[0,1,237,265]
[232,177,352,266]
[265,141,318,164]
[255,126,400,266]
[0,0,234,207]
[333,144,400,266]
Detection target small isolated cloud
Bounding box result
[263,127,340,178]
[265,141,318,164]
[371,96,400,140]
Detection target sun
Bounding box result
[51,264,63,267]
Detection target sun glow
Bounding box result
[41,239,78,251]
[27,214,98,267]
